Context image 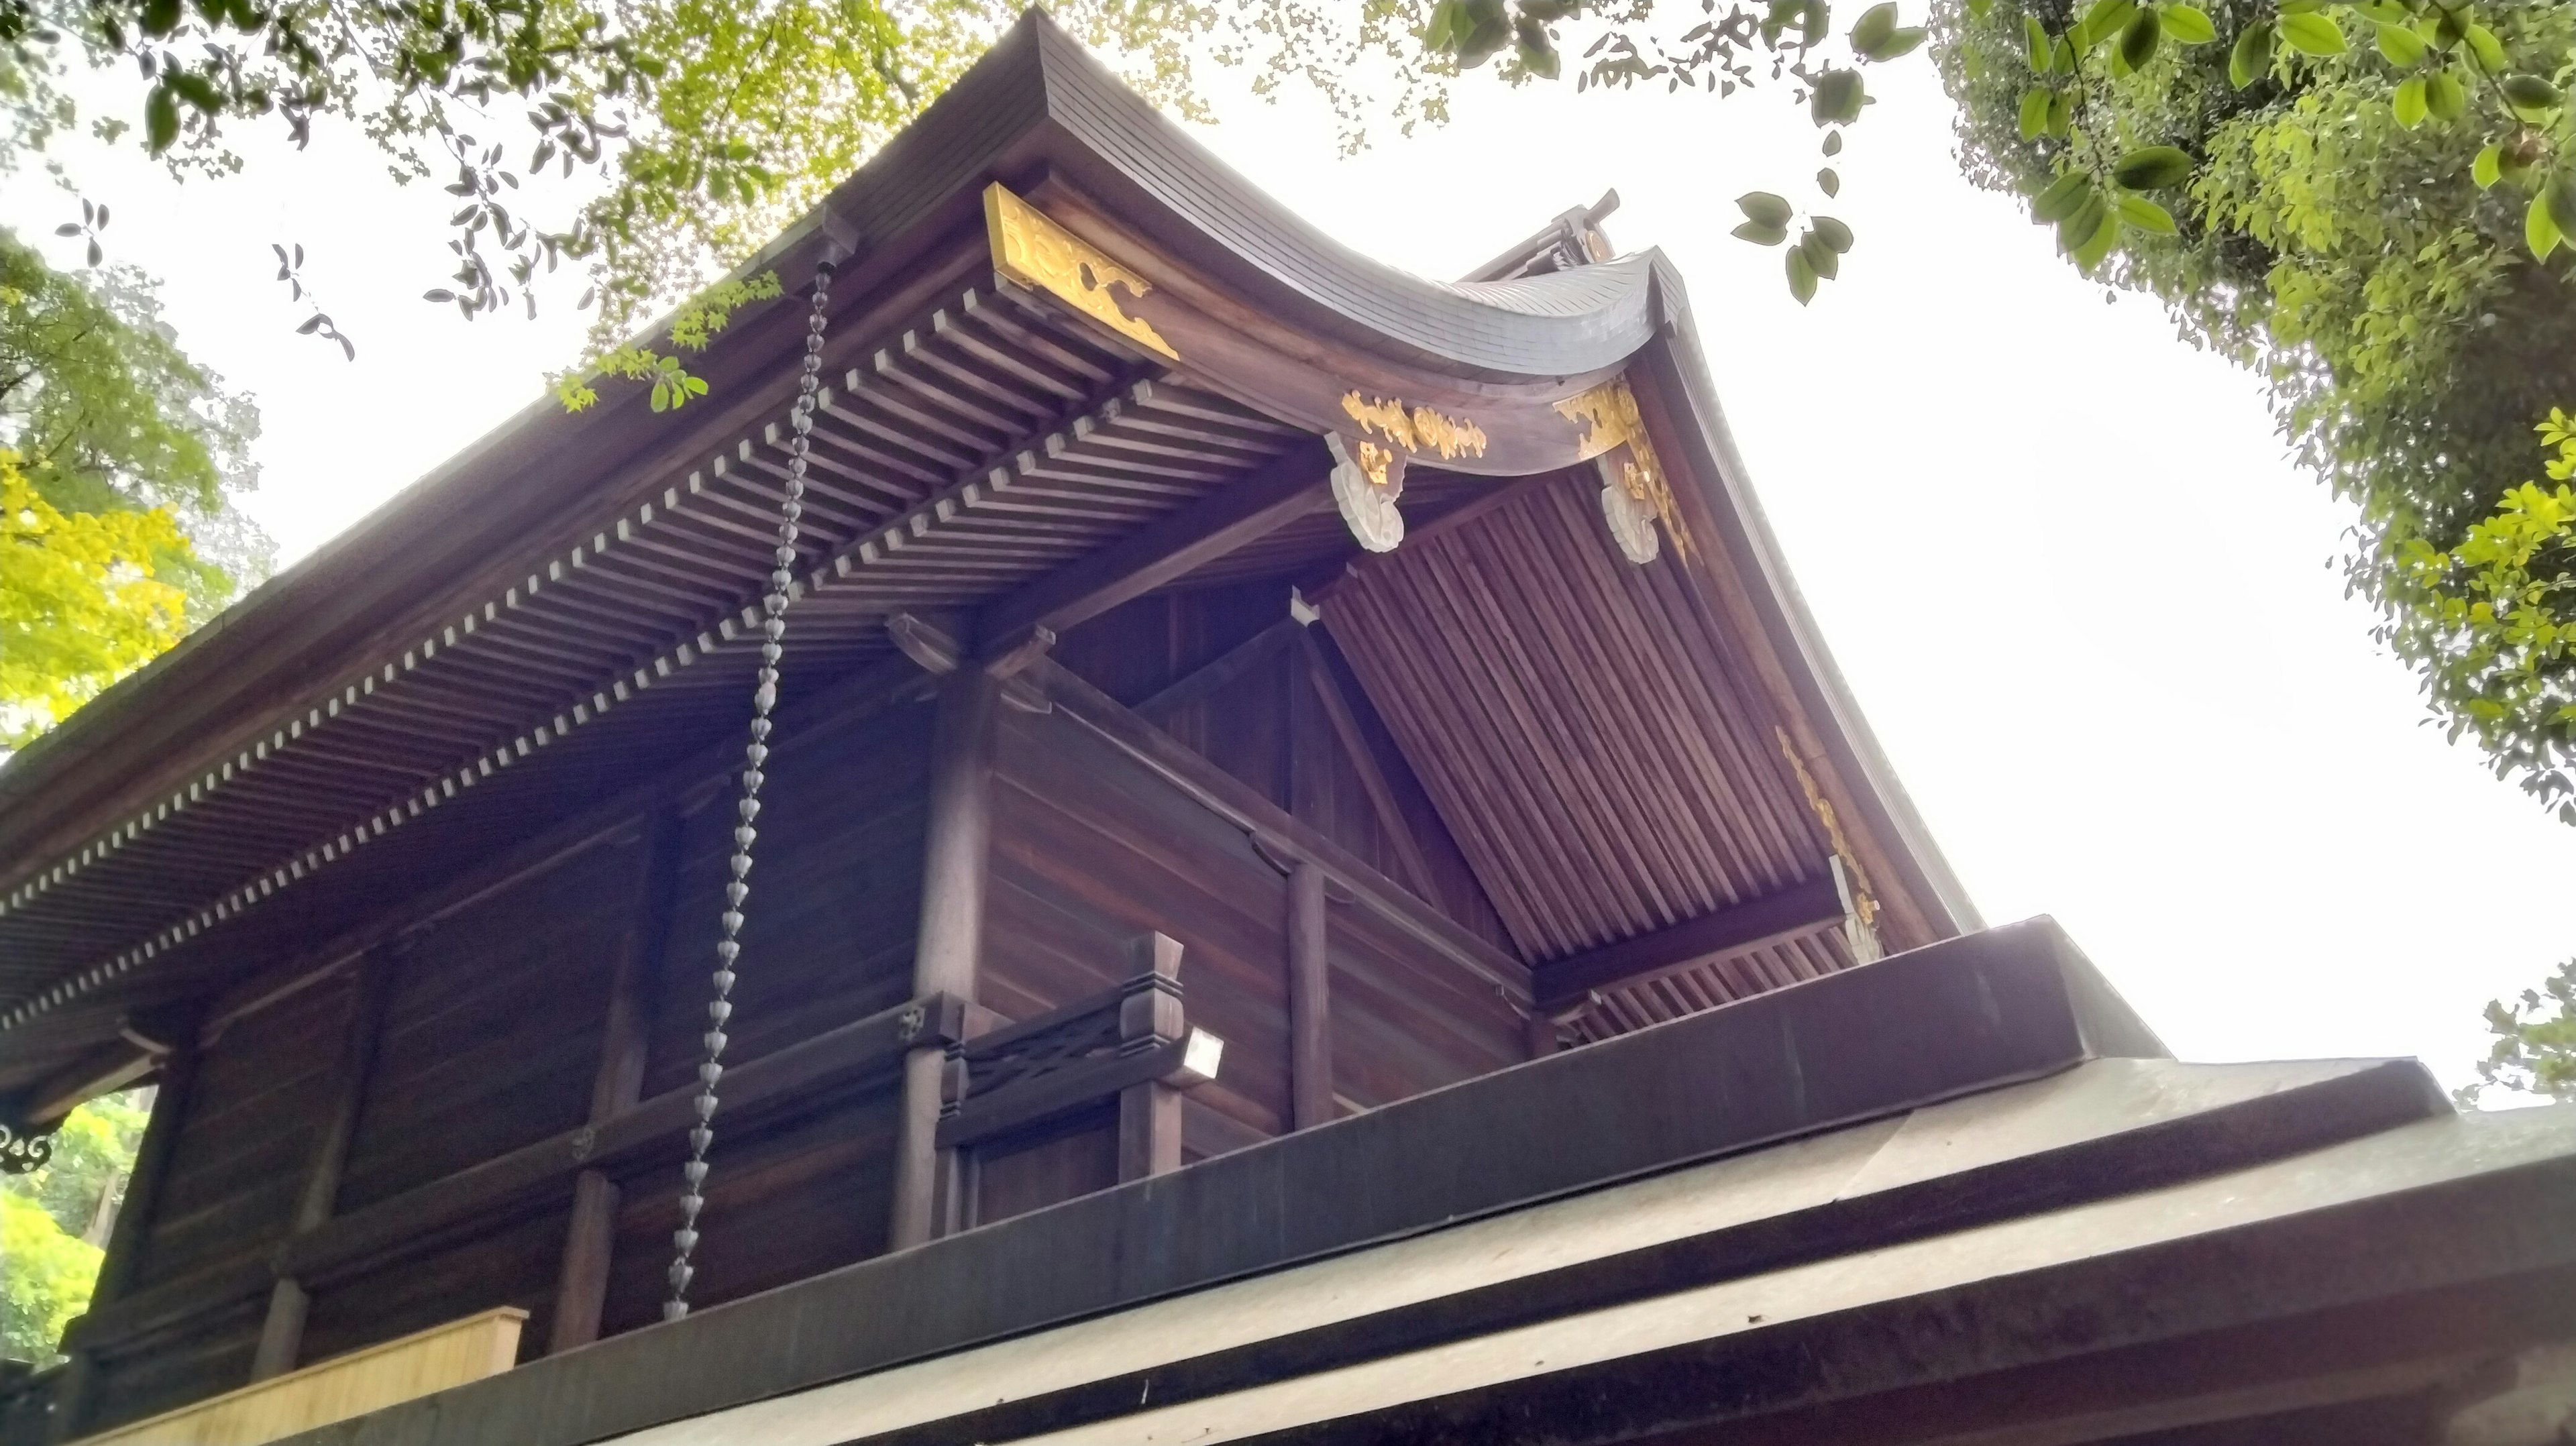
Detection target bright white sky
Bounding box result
[7,25,2571,1098]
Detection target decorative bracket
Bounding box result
[0,1114,60,1175]
[1556,377,1695,565]
[1326,392,1491,553]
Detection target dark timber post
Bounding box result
[252,948,395,1380]
[1117,932,1187,1179]
[550,815,681,1353]
[51,1036,199,1440]
[1287,863,1333,1129]
[892,667,998,1249]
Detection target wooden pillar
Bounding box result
[890,668,998,1250]
[1117,933,1187,1180]
[252,948,394,1381]
[52,1036,201,1440]
[548,816,678,1354]
[1287,863,1333,1129]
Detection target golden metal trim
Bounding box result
[983,184,1177,360]
[1339,392,1490,461]
[1776,726,1880,936]
[1556,378,1697,562]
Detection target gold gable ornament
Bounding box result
[1327,392,1489,553]
[1556,378,1693,565]
[983,184,1178,361]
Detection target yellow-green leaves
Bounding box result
[2161,3,2217,44]
[2113,144,2194,188]
[0,451,189,746]
[2019,85,2053,137]
[2025,13,2052,69]
[2229,21,2275,87]
[2118,193,2179,232]
[2278,11,2345,55]
[2031,170,2093,222]
[2394,74,2428,126]
[2374,20,2426,65]
[2530,192,2563,260]
[1811,66,1866,124]
[2426,70,2467,119]
[1786,244,1818,303]
[2475,143,2505,189]
[2118,7,2161,68]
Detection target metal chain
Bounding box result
[665,258,836,1322]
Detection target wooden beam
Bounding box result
[978,439,1329,655]
[65,992,967,1355]
[253,948,396,1380]
[1028,658,1532,1006]
[1136,617,1299,722]
[52,1037,199,1440]
[1297,632,1435,897]
[1532,873,1845,1012]
[1118,934,1187,1182]
[549,812,682,1356]
[1287,863,1332,1131]
[891,667,998,1252]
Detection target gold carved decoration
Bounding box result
[1556,378,1696,564]
[1327,431,1407,553]
[983,184,1177,361]
[1339,392,1490,461]
[1776,726,1882,951]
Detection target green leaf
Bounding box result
[2425,69,2466,120]
[1822,129,1844,156]
[2465,23,2505,73]
[1817,166,1841,197]
[2550,171,2576,240]
[2277,11,2345,55]
[1737,190,1795,227]
[2032,170,2092,222]
[2160,4,2216,44]
[2019,85,2052,139]
[1732,219,1790,245]
[2047,89,2074,137]
[2528,192,2562,260]
[2475,143,2504,188]
[144,85,178,154]
[2057,190,2108,249]
[1803,0,1831,46]
[141,0,181,37]
[2119,8,2167,71]
[1809,67,1865,125]
[1868,25,1926,58]
[1801,229,1841,278]
[1786,245,1819,304]
[2112,145,2194,189]
[1811,214,1856,251]
[2072,205,2122,269]
[2025,14,2052,70]
[2504,74,2563,121]
[2117,193,2178,232]
[2393,74,2427,126]
[2076,0,2135,52]
[1849,1,1897,53]
[2373,21,2425,65]
[2228,21,2274,87]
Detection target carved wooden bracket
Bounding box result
[936,932,1222,1150]
[0,1113,59,1175]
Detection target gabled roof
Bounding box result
[0,9,1975,1105]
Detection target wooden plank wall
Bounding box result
[87,979,353,1429]
[595,701,932,1333]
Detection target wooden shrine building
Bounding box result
[3,12,2574,1446]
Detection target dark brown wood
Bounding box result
[251,948,394,1380]
[1297,633,1435,895]
[64,992,965,1357]
[551,814,680,1355]
[1135,617,1299,722]
[50,1039,198,1441]
[1287,863,1332,1130]
[893,668,999,1251]
[1028,657,1531,1006]
[978,440,1328,655]
[1532,874,1845,1012]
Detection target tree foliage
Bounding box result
[0,1091,145,1363]
[1933,0,2576,816]
[2461,955,2576,1105]
[0,448,191,744]
[0,229,267,618]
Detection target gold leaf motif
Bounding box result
[1354,439,1396,490]
[1776,726,1880,934]
[983,184,1177,360]
[1555,378,1696,562]
[1339,392,1489,461]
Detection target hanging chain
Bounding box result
[665,258,836,1322]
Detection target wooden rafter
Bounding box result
[1531,873,1845,1013]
